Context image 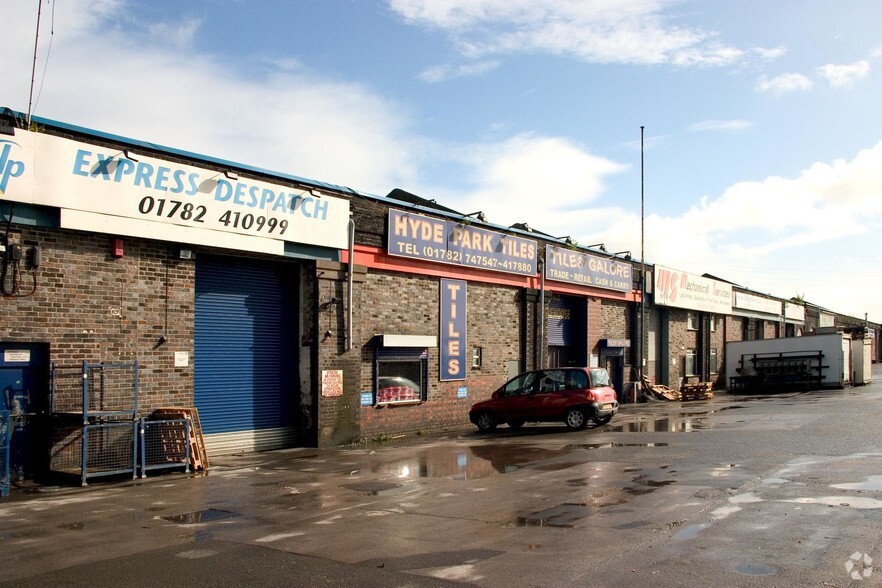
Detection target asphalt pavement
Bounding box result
[2,365,882,587]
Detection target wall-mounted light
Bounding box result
[611,250,631,260]
[462,211,486,222]
[508,222,532,232]
[554,235,574,245]
[122,149,139,162]
[586,243,607,252]
[223,170,239,180]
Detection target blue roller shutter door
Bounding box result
[195,256,295,443]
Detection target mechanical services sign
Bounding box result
[654,265,733,314]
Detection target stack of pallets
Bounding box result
[151,407,209,471]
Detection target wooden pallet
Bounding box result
[152,407,209,470]
[680,382,714,401]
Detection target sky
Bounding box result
[2,0,881,323]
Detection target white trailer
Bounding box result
[725,332,851,392]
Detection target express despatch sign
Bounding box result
[0,129,350,254]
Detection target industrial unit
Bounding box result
[0,108,879,489]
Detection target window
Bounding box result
[710,348,719,374]
[501,371,539,397]
[685,349,697,376]
[745,318,756,341]
[472,346,483,368]
[375,347,428,404]
[687,312,699,331]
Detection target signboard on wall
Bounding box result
[0,129,350,253]
[388,209,537,276]
[734,292,782,316]
[545,245,632,293]
[440,279,467,381]
[654,265,733,314]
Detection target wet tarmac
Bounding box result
[2,369,882,587]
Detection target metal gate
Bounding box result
[194,256,297,455]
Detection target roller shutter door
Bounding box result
[195,256,296,455]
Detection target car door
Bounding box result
[495,371,539,421]
[530,369,569,419]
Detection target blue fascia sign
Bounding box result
[440,278,467,381]
[388,209,537,276]
[545,245,632,293]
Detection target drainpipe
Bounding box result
[346,218,354,352]
[538,258,545,369]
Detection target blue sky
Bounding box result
[3,0,881,322]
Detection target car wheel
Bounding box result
[593,415,612,426]
[507,419,525,429]
[564,408,587,430]
[476,411,497,432]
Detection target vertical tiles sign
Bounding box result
[440,279,467,381]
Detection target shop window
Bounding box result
[687,312,699,331]
[710,348,719,374]
[745,318,756,341]
[375,347,428,405]
[685,349,697,376]
[472,346,483,368]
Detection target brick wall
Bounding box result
[345,270,522,440]
[1,227,195,413]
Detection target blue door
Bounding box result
[195,256,296,453]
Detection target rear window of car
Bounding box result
[589,369,611,387]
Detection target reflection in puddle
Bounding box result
[735,563,778,576]
[362,442,671,484]
[161,509,238,525]
[516,503,591,527]
[609,418,708,432]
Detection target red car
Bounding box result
[469,367,619,432]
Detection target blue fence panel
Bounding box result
[1,409,9,497]
[139,418,191,477]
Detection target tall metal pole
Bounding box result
[640,126,646,382]
[27,0,44,127]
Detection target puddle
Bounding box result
[516,503,591,527]
[673,523,708,541]
[624,477,676,496]
[608,418,708,432]
[832,475,882,491]
[734,563,778,576]
[341,481,404,495]
[161,509,238,524]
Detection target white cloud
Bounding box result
[817,60,870,88]
[445,134,627,231]
[417,60,501,83]
[388,0,756,67]
[755,73,813,96]
[0,0,421,196]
